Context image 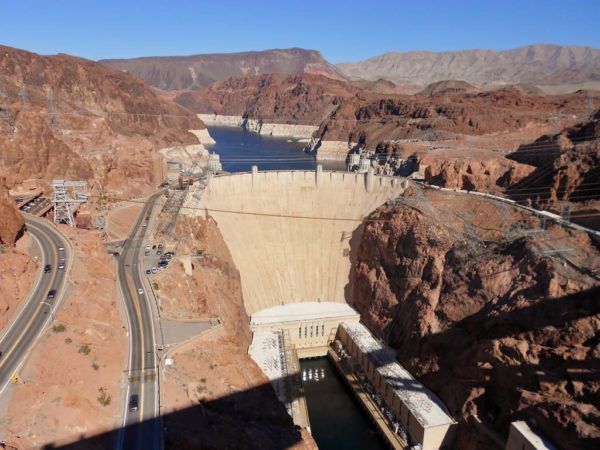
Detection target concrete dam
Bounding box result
[189,166,408,315]
[184,167,458,449]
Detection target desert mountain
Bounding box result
[0,45,203,194]
[313,85,599,145]
[175,73,360,124]
[337,44,600,93]
[100,48,346,90]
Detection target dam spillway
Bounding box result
[188,166,408,315]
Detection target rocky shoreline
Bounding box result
[197,114,318,140]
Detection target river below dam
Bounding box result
[301,358,386,450]
[207,126,346,172]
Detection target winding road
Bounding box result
[116,193,162,450]
[0,215,70,396]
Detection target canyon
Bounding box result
[0,38,599,450]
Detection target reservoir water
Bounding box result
[301,358,386,450]
[207,126,346,172]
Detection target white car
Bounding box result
[137,288,144,295]
[58,246,65,251]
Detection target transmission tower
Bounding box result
[53,180,88,226]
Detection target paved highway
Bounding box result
[117,193,162,450]
[0,215,70,395]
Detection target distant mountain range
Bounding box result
[100,48,345,90]
[337,44,600,93]
[100,44,600,94]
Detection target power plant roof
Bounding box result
[341,322,456,429]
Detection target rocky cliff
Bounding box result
[0,179,24,245]
[315,88,598,146]
[0,45,204,194]
[351,188,600,450]
[506,113,600,228]
[507,114,600,202]
[337,44,600,93]
[175,73,359,125]
[100,48,346,91]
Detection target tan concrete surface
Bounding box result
[189,169,407,315]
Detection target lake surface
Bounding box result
[207,126,346,172]
[301,358,386,450]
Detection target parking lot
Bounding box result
[141,242,175,276]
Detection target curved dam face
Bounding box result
[189,168,407,315]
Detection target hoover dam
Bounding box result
[186,166,408,314]
[183,166,459,450]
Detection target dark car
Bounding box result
[145,269,151,275]
[128,394,139,412]
[47,289,57,300]
[44,264,52,273]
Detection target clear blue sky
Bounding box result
[1,0,598,63]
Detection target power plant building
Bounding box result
[336,322,456,450]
